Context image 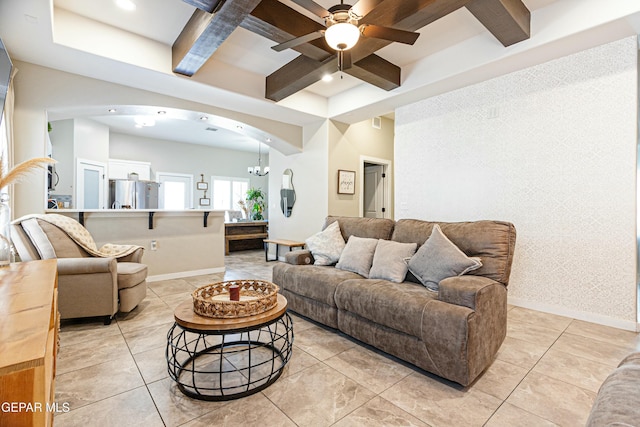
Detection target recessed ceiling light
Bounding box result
[157,110,166,115]
[134,117,155,127]
[199,116,208,121]
[266,138,272,142]
[322,74,333,82]
[115,0,136,11]
[236,125,243,130]
[108,108,117,113]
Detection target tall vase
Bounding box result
[0,193,13,267]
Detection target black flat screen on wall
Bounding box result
[0,37,13,127]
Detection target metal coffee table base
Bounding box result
[166,312,293,401]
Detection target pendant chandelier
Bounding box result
[248,142,269,176]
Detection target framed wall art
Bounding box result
[337,169,355,194]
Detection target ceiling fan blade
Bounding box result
[272,31,324,52]
[288,0,330,18]
[361,24,420,45]
[351,0,385,18]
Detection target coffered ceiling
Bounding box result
[1,0,639,135]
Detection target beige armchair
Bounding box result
[11,216,147,324]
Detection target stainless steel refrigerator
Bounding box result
[109,179,159,209]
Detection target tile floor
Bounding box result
[54,250,640,427]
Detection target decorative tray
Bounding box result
[192,280,279,318]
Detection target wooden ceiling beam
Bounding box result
[465,0,530,46]
[347,55,400,91]
[240,0,333,62]
[181,0,223,13]
[172,0,262,76]
[266,55,339,102]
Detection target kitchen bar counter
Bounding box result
[48,210,226,280]
[45,209,224,229]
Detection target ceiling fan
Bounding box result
[272,0,420,71]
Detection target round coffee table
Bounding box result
[166,293,293,401]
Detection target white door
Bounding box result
[364,165,385,218]
[156,172,194,209]
[76,159,106,209]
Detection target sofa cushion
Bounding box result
[392,219,516,287]
[276,263,363,307]
[324,216,395,241]
[408,224,482,291]
[116,262,147,290]
[336,236,378,278]
[305,221,345,266]
[369,239,417,283]
[334,279,437,337]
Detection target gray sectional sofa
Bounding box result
[272,216,516,386]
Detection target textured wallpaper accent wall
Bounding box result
[395,36,638,326]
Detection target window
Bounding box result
[211,176,249,211]
[156,172,194,209]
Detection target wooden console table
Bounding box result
[224,221,268,255]
[0,260,59,427]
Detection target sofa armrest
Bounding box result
[586,352,640,426]
[116,247,144,263]
[438,275,505,311]
[56,257,117,275]
[422,275,508,385]
[284,249,314,265]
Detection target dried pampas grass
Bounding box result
[0,157,57,190]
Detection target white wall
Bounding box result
[328,117,395,218]
[268,121,330,259]
[109,133,269,210]
[395,36,639,330]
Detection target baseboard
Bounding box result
[508,296,640,332]
[147,267,225,282]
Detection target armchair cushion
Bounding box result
[37,220,89,258]
[21,218,56,259]
[116,262,148,290]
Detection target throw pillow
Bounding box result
[335,236,379,278]
[407,224,482,291]
[305,221,345,266]
[369,239,417,283]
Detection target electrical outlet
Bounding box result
[150,240,157,251]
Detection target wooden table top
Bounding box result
[174,293,288,332]
[0,260,57,375]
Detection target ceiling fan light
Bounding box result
[325,22,360,51]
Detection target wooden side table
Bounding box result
[263,239,305,262]
[166,294,293,401]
